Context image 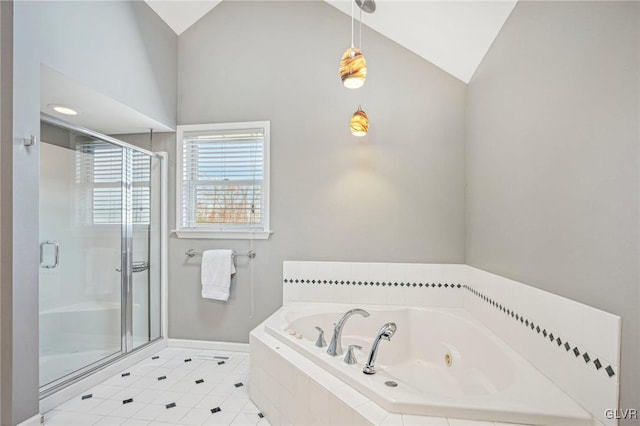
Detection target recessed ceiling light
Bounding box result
[48,104,78,116]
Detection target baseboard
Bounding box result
[39,339,167,413]
[17,414,42,426]
[167,338,249,353]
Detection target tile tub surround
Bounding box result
[250,325,545,426]
[262,303,591,425]
[281,261,621,426]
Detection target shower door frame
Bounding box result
[38,113,165,398]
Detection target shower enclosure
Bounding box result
[38,115,163,395]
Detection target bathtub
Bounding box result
[263,303,592,425]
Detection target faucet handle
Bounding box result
[314,326,326,348]
[343,344,362,365]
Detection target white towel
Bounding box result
[201,249,236,301]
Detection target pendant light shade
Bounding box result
[340,48,367,89]
[350,106,369,137]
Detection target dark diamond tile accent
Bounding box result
[157,376,167,381]
[195,379,204,384]
[516,314,519,320]
[218,361,225,365]
[438,283,442,288]
[123,398,133,404]
[530,323,535,330]
[526,320,530,327]
[166,402,176,409]
[444,283,449,288]
[605,366,615,377]
[549,333,554,341]
[543,329,547,337]
[152,356,160,360]
[536,326,540,333]
[294,279,299,283]
[258,413,264,418]
[457,284,461,288]
[556,337,562,346]
[564,342,571,351]
[234,382,244,388]
[211,407,221,414]
[184,358,192,363]
[583,353,591,363]
[573,347,580,357]
[594,359,602,370]
[283,279,288,283]
[419,283,423,287]
[81,394,92,400]
[121,372,130,377]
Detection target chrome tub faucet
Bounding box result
[327,308,370,356]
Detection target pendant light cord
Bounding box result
[359,5,362,50]
[351,0,355,48]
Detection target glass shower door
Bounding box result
[131,152,162,349]
[39,130,124,389]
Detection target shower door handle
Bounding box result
[39,240,60,269]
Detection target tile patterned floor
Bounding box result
[45,348,270,426]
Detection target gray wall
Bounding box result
[9,2,177,424]
[31,1,178,128]
[174,1,467,342]
[0,1,13,423]
[465,1,639,419]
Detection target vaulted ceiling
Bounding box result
[144,0,517,83]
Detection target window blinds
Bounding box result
[75,141,151,225]
[181,128,264,230]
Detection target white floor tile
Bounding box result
[131,404,166,421]
[155,405,191,423]
[89,384,127,400]
[47,349,264,426]
[179,408,213,425]
[176,393,206,408]
[120,419,150,426]
[202,410,241,426]
[229,412,260,426]
[95,416,125,426]
[135,389,166,404]
[221,397,249,413]
[58,396,105,413]
[45,411,104,425]
[240,401,260,415]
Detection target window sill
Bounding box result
[172,229,273,240]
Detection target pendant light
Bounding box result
[339,0,374,89]
[350,105,369,137]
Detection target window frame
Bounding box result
[175,121,272,240]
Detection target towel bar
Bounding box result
[185,249,256,259]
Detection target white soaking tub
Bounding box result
[263,303,592,426]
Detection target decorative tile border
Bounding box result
[282,273,616,381]
[283,278,463,289]
[464,284,616,379]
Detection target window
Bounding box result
[175,121,271,239]
[76,141,151,226]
